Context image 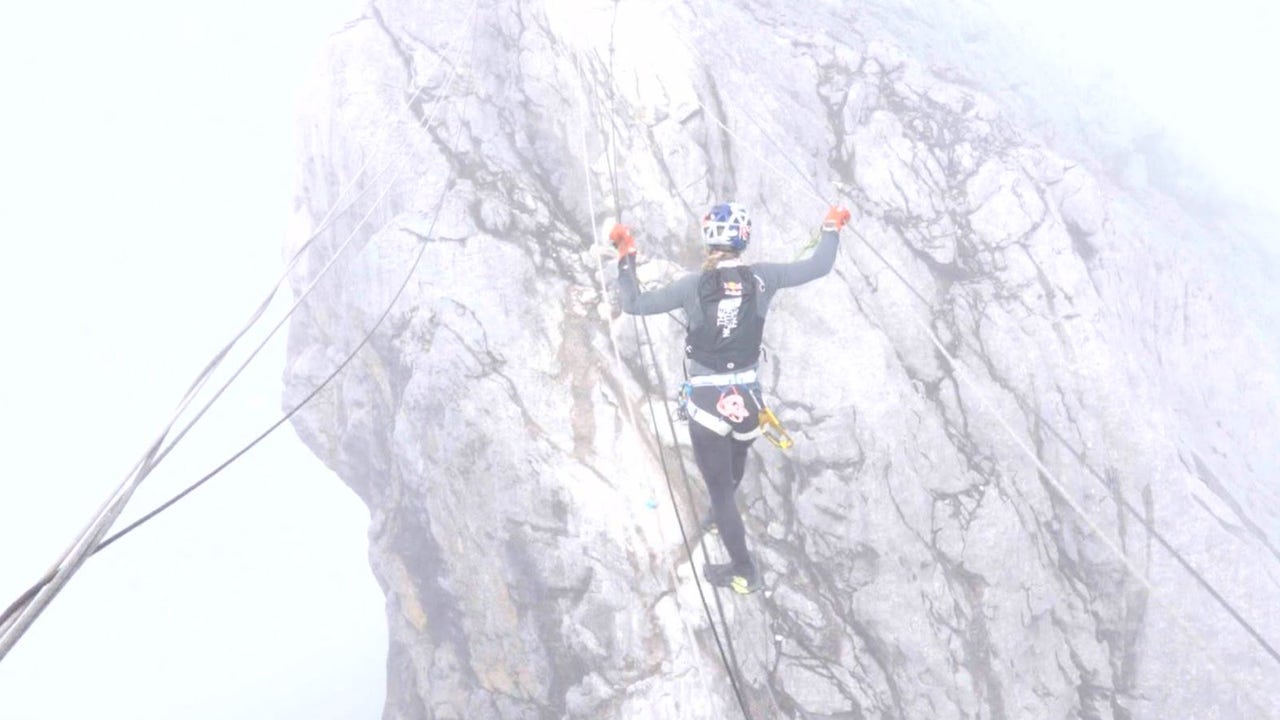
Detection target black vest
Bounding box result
[685,266,764,372]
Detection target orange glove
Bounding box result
[822,205,851,232]
[609,223,636,258]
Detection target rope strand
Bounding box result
[0,156,461,642]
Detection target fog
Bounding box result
[0,2,384,719]
[0,1,1275,719]
[983,0,1280,212]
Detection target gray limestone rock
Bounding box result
[284,1,1280,718]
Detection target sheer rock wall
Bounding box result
[283,2,1280,718]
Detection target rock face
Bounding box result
[283,2,1280,718]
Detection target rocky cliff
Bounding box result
[282,1,1280,717]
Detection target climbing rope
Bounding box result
[575,42,738,710]
[143,54,467,490]
[603,21,759,720]
[0,169,458,637]
[640,10,1278,706]
[570,13,755,717]
[0,10,478,658]
[136,0,480,496]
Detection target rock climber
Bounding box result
[611,202,850,594]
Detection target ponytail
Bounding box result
[702,249,738,271]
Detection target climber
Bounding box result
[611,202,850,594]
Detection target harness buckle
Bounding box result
[758,406,794,450]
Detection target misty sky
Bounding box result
[983,0,1280,210]
[0,1,1276,719]
[0,2,383,719]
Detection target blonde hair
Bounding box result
[702,249,739,271]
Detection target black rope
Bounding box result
[631,313,755,719]
[0,174,457,633]
[627,313,747,712]
[603,5,754,715]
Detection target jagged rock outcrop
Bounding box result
[283,2,1280,718]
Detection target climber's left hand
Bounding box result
[610,223,637,258]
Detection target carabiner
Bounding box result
[758,406,794,450]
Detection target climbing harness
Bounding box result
[687,368,758,387]
[676,364,795,450]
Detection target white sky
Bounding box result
[981,0,1280,211]
[0,2,1275,719]
[0,1,383,719]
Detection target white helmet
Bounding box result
[701,202,752,251]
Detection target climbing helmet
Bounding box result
[701,202,752,252]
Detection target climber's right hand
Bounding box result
[821,205,851,232]
[610,223,637,259]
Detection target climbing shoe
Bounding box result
[703,562,762,595]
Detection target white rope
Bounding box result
[0,4,480,658]
[572,60,635,430]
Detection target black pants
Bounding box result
[688,385,759,569]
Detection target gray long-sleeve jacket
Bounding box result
[617,230,841,375]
